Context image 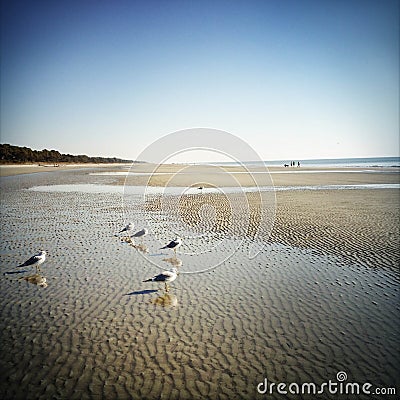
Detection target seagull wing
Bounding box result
[152,271,175,281]
[18,255,40,267]
[152,270,175,281]
[143,273,167,282]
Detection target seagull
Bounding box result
[143,268,178,292]
[132,228,148,243]
[116,222,134,236]
[17,251,46,272]
[160,237,182,254]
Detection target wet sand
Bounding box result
[146,189,400,272]
[0,166,399,399]
[0,163,131,177]
[103,162,400,188]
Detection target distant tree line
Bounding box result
[0,144,133,164]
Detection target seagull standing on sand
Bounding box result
[133,228,148,243]
[17,251,46,272]
[143,268,178,292]
[161,237,182,254]
[116,222,134,237]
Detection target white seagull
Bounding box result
[161,237,182,254]
[132,228,148,243]
[117,222,134,236]
[17,251,46,272]
[143,267,178,292]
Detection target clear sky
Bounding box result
[1,0,399,161]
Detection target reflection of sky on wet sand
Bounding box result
[28,183,400,194]
[1,162,398,400]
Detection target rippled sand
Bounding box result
[0,167,399,399]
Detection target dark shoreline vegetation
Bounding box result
[0,143,133,164]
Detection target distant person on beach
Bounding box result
[297,161,300,167]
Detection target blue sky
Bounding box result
[1,0,398,161]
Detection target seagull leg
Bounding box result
[165,283,169,292]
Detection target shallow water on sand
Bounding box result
[0,170,399,399]
[28,182,400,194]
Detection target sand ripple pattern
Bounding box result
[0,170,399,399]
[124,163,276,271]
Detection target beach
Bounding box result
[0,163,132,177]
[0,164,399,399]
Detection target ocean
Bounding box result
[209,156,400,168]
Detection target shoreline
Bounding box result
[0,163,133,177]
[2,162,399,184]
[118,164,400,187]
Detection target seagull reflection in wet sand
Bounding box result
[119,235,149,253]
[132,243,149,253]
[19,273,48,288]
[143,267,178,292]
[151,292,178,308]
[162,256,183,267]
